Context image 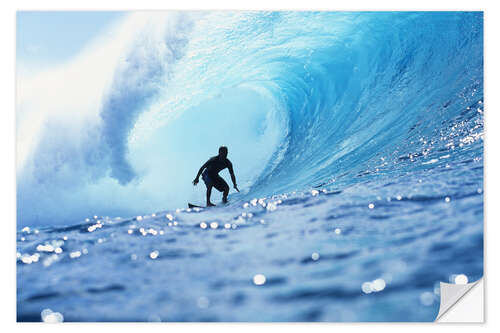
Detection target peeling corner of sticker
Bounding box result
[434,278,484,322]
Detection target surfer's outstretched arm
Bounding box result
[228,161,239,192]
[193,160,209,185]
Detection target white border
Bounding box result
[3,0,498,331]
[9,0,487,11]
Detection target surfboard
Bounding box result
[187,202,229,209]
[188,203,204,208]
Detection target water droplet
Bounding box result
[362,282,372,294]
[41,309,64,323]
[362,278,386,294]
[371,279,386,292]
[253,274,266,286]
[69,251,81,259]
[149,251,159,259]
[454,274,468,284]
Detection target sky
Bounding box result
[17,11,125,68]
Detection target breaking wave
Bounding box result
[16,11,483,226]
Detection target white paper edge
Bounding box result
[435,278,484,322]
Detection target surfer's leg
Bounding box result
[222,188,229,203]
[206,185,216,207]
[221,181,230,203]
[212,175,230,203]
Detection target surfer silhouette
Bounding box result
[193,146,239,207]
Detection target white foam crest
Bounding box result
[16,12,190,172]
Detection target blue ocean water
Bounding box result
[16,11,483,321]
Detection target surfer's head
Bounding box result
[218,146,228,158]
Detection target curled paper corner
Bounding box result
[435,278,484,322]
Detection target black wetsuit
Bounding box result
[201,156,235,192]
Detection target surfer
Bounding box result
[193,146,239,207]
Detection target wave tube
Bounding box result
[16,12,483,227]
